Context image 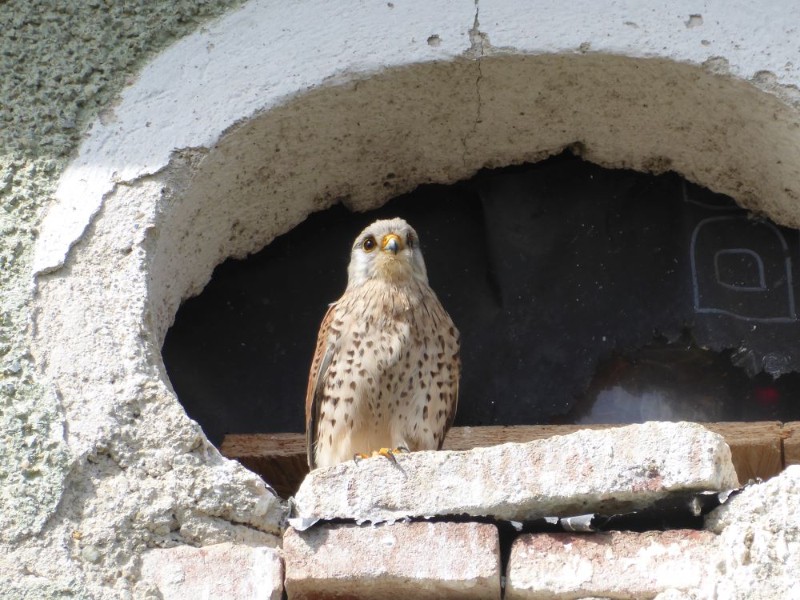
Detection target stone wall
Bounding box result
[3,0,800,597]
[143,424,800,598]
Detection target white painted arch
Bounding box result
[30,0,800,549]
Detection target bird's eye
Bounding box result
[362,236,377,252]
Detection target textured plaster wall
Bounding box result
[0,1,248,597]
[5,0,800,598]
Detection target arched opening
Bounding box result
[32,50,800,514]
[163,153,800,451]
[139,56,800,497]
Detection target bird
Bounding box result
[305,217,460,469]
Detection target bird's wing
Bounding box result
[440,357,460,449]
[305,303,337,469]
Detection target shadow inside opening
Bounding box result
[162,154,800,446]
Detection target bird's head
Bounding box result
[347,218,428,287]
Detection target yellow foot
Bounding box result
[353,447,409,465]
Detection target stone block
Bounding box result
[505,530,718,599]
[705,465,800,598]
[139,542,283,600]
[293,422,739,524]
[283,521,501,599]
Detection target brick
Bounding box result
[505,530,718,599]
[283,521,501,599]
[293,422,739,524]
[139,542,283,600]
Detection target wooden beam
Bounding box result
[702,422,783,483]
[220,422,787,499]
[221,433,307,500]
[783,421,800,468]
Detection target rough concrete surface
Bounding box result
[505,530,718,599]
[283,521,501,600]
[3,0,800,597]
[703,465,800,599]
[24,172,288,595]
[292,422,738,523]
[654,591,702,600]
[0,0,266,597]
[139,542,283,599]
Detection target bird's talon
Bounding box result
[377,447,399,464]
[353,448,406,464]
[353,452,371,465]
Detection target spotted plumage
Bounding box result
[305,218,460,469]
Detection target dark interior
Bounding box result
[163,154,800,445]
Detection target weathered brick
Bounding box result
[139,542,283,600]
[283,521,501,599]
[505,530,718,599]
[293,422,739,524]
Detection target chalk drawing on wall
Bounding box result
[690,215,796,322]
[714,249,766,291]
[682,179,742,212]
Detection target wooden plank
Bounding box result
[784,421,800,468]
[702,422,783,483]
[220,422,786,498]
[221,433,307,499]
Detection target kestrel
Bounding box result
[305,218,460,469]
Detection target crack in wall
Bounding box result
[462,0,486,167]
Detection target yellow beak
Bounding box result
[381,233,402,255]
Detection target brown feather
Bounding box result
[305,303,337,468]
[440,368,459,449]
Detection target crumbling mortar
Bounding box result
[703,56,800,115]
[34,182,123,277]
[750,69,800,109]
[32,149,191,278]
